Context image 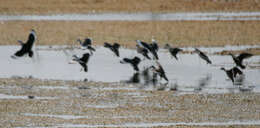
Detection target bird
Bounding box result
[194,48,212,64]
[120,56,141,71]
[136,40,159,60]
[164,43,183,60]
[12,29,36,58]
[136,44,151,60]
[77,38,95,54]
[72,53,90,72]
[149,61,168,82]
[229,53,253,69]
[104,42,120,57]
[220,67,243,84]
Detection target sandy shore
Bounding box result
[0,78,260,127]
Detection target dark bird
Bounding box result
[72,53,90,72]
[136,44,151,60]
[150,61,168,82]
[12,29,36,58]
[77,38,95,54]
[104,42,120,57]
[165,43,183,60]
[229,53,253,69]
[120,56,141,71]
[194,48,212,64]
[136,40,159,60]
[220,67,243,84]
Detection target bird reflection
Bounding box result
[126,72,140,84]
[194,74,212,92]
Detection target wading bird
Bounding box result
[220,67,243,84]
[136,40,158,60]
[194,48,212,64]
[12,29,36,58]
[120,56,141,71]
[229,53,253,69]
[72,53,90,72]
[104,42,120,57]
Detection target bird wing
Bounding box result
[200,52,212,64]
[104,42,112,48]
[87,46,96,52]
[227,70,234,83]
[237,53,253,62]
[25,32,36,50]
[80,53,90,63]
[113,47,120,57]
[232,67,243,77]
[14,48,26,57]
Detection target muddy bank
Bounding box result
[0,77,260,127]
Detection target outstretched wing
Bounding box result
[237,53,253,62]
[104,42,112,48]
[14,48,26,57]
[200,52,212,64]
[25,32,36,50]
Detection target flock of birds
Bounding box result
[11,29,254,85]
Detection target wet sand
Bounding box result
[0,77,260,127]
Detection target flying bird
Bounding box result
[194,48,212,64]
[150,61,168,82]
[77,38,95,54]
[229,53,253,69]
[136,44,151,60]
[220,67,243,84]
[165,43,183,60]
[72,53,90,72]
[104,42,120,57]
[12,29,36,58]
[136,40,159,60]
[120,56,141,71]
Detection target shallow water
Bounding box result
[1,12,260,21]
[0,45,259,94]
